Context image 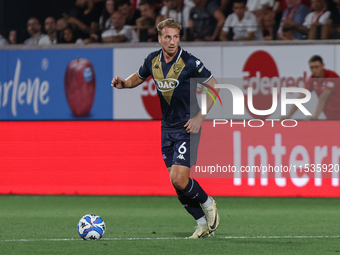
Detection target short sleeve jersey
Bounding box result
[138,46,212,130]
[305,69,340,119]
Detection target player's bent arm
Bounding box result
[203,76,220,116]
[312,89,332,119]
[280,92,308,120]
[186,76,219,133]
[197,76,220,120]
[112,72,144,89]
[124,72,145,88]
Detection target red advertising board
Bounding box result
[0,121,339,197]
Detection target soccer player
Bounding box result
[283,55,340,121]
[111,18,220,239]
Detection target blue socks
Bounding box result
[182,178,208,204]
[176,189,205,220]
[175,178,209,220]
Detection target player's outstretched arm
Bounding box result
[111,72,144,89]
[185,77,220,134]
[305,89,332,122]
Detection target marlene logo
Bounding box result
[0,58,50,117]
[198,83,222,114]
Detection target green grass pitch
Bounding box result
[1,195,340,255]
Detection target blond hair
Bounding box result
[157,18,182,35]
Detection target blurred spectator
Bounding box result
[137,1,159,24]
[24,17,45,45]
[260,7,278,39]
[218,0,235,18]
[8,30,19,44]
[156,0,193,31]
[246,0,275,13]
[249,0,281,40]
[219,0,263,41]
[135,1,160,41]
[137,17,155,41]
[62,0,102,38]
[321,0,340,39]
[99,0,115,31]
[102,11,138,42]
[277,0,310,40]
[57,17,68,31]
[39,17,58,45]
[301,0,330,39]
[0,34,8,45]
[187,0,225,41]
[305,55,340,120]
[117,0,141,26]
[282,55,340,121]
[281,25,295,39]
[62,25,85,44]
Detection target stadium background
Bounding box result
[0,0,75,38]
[1,42,339,197]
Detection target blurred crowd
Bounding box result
[0,0,340,45]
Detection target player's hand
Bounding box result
[111,76,125,89]
[184,115,203,134]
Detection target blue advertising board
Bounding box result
[0,48,113,120]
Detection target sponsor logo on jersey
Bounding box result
[151,55,185,104]
[155,78,179,92]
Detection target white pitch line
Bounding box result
[1,236,339,242]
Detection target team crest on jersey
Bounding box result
[154,64,159,69]
[173,64,182,75]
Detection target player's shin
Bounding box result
[182,178,208,204]
[176,189,205,220]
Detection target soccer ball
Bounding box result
[77,214,106,240]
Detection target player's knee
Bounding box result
[171,175,188,190]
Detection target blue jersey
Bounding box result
[138,46,212,131]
